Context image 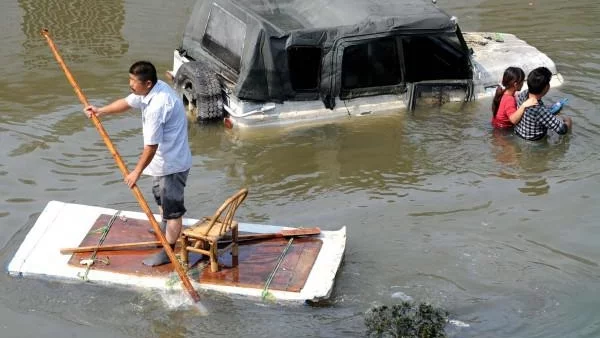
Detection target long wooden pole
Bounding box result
[40,28,201,304]
[60,227,322,254]
[61,241,162,254]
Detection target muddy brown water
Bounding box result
[1,0,599,337]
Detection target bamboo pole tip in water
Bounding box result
[192,301,209,316]
[40,28,49,36]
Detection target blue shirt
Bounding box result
[126,80,192,176]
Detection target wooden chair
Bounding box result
[181,188,248,272]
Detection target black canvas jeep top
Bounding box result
[176,0,472,113]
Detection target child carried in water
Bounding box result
[514,67,572,141]
[491,67,538,129]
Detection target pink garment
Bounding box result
[492,94,518,129]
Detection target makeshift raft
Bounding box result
[7,201,346,303]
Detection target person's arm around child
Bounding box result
[509,96,538,125]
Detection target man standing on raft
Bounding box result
[85,61,192,267]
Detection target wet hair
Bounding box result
[526,67,552,95]
[129,61,157,85]
[491,67,525,117]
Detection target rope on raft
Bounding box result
[78,211,120,281]
[261,237,294,301]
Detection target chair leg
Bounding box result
[181,235,189,268]
[209,241,219,272]
[232,227,239,268]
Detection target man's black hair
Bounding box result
[129,61,157,85]
[527,67,552,95]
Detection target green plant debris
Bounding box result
[364,302,448,338]
[261,289,276,303]
[90,225,109,235]
[165,261,206,289]
[494,32,504,42]
[165,272,180,289]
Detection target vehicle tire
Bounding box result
[173,61,223,122]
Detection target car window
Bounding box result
[341,36,402,90]
[288,46,322,91]
[202,5,246,72]
[402,34,470,82]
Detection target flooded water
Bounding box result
[1,0,599,337]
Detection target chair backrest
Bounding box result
[202,188,248,237]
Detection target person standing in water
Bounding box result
[515,66,572,141]
[85,61,192,266]
[491,67,539,129]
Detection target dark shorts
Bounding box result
[152,170,189,220]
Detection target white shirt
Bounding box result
[125,80,192,176]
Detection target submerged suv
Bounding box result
[169,0,562,129]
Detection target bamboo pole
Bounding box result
[40,28,201,304]
[60,227,321,254]
[61,241,162,254]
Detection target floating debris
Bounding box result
[448,319,470,328]
[391,291,413,302]
[364,301,448,337]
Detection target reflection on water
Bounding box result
[19,0,128,68]
[190,115,424,203]
[490,129,571,195]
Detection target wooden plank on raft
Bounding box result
[67,214,179,276]
[68,214,323,291]
[277,238,323,292]
[60,226,321,254]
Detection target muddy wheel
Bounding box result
[173,61,223,122]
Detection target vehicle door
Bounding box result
[398,31,474,110]
[329,34,407,115]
